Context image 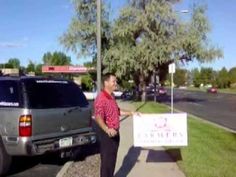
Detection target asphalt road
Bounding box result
[6,152,67,177]
[154,89,236,131]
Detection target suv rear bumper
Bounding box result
[3,131,96,156]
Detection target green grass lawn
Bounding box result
[133,102,236,177]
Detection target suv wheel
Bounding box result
[0,140,12,176]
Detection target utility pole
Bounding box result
[96,0,101,92]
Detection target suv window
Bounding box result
[23,79,88,109]
[0,80,21,107]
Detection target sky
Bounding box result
[0,0,235,71]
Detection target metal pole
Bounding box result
[171,72,173,113]
[96,0,101,92]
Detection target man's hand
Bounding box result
[132,112,142,117]
[105,128,118,137]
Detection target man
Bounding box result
[94,73,133,177]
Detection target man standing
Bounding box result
[94,73,133,177]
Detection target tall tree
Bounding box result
[60,0,223,101]
[174,68,187,87]
[228,67,236,87]
[104,1,222,101]
[216,67,230,88]
[59,0,110,61]
[26,60,36,73]
[192,68,201,87]
[5,58,20,68]
[42,51,71,65]
[200,67,215,85]
[35,64,43,75]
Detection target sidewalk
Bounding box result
[114,101,186,177]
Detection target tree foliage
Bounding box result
[192,68,201,87]
[229,67,236,86]
[42,51,71,65]
[216,67,230,88]
[60,0,223,101]
[26,60,36,73]
[81,74,94,91]
[199,67,215,85]
[103,1,222,100]
[174,68,187,87]
[5,58,21,68]
[60,0,110,60]
[26,61,43,75]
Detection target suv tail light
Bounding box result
[19,115,32,137]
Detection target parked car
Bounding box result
[83,91,97,100]
[121,90,134,100]
[0,76,96,175]
[207,87,217,93]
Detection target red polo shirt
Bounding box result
[94,90,120,130]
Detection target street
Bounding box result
[155,89,236,131]
[6,152,66,177]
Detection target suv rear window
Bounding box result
[23,79,88,109]
[0,80,21,107]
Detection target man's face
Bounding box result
[105,75,117,92]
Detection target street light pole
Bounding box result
[96,0,101,92]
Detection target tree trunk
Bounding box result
[139,74,147,102]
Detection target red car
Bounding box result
[207,87,217,93]
[158,87,167,95]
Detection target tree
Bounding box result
[228,67,236,87]
[59,0,110,60]
[26,61,43,76]
[42,51,71,65]
[60,0,223,101]
[200,67,215,85]
[216,67,230,88]
[81,74,94,91]
[174,69,187,87]
[26,60,36,73]
[192,68,201,87]
[5,58,20,68]
[103,1,222,101]
[35,64,43,75]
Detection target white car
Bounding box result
[113,90,123,98]
[83,91,97,100]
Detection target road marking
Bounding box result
[189,102,203,107]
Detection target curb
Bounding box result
[56,161,73,177]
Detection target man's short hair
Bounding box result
[102,73,116,84]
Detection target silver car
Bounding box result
[0,76,96,175]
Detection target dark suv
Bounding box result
[0,76,96,175]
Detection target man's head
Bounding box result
[102,73,117,93]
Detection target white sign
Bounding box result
[133,113,187,147]
[168,63,176,73]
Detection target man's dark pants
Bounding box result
[96,126,120,177]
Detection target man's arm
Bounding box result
[95,115,117,137]
[120,109,133,117]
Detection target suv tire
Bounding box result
[0,140,12,176]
